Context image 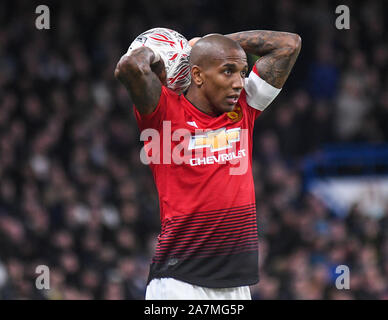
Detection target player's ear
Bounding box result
[191,65,204,88]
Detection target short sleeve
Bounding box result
[244,64,282,114]
[133,86,169,131]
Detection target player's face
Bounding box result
[202,48,248,115]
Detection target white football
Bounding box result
[127,27,192,93]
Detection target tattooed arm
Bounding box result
[226,31,301,88]
[114,47,166,115]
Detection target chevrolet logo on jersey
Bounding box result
[188,128,241,152]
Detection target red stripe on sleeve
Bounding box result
[252,64,260,78]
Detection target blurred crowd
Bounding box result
[0,0,387,299]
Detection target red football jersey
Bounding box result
[134,66,279,288]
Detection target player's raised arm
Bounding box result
[114,47,166,115]
[226,30,301,89]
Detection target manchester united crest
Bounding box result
[227,106,243,122]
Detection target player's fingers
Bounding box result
[151,59,167,85]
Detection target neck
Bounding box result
[185,86,218,116]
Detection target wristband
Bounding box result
[244,71,282,111]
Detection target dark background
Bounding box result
[0,0,387,299]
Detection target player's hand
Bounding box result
[114,50,167,86]
[151,58,167,86]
